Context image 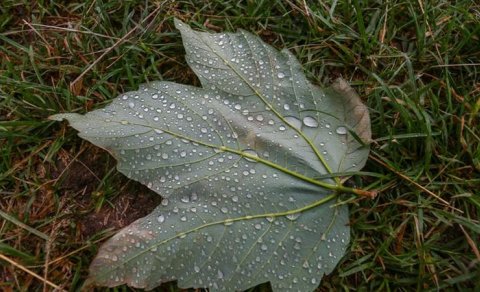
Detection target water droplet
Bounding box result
[277,72,285,79]
[214,148,224,153]
[336,126,347,135]
[191,192,198,201]
[284,116,301,129]
[217,270,224,279]
[242,149,258,162]
[128,102,135,108]
[254,224,262,230]
[194,265,200,273]
[286,213,300,221]
[157,215,165,223]
[283,104,290,110]
[303,116,319,128]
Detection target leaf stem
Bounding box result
[334,185,378,198]
[226,147,376,198]
[102,118,375,199]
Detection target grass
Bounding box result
[1,0,479,290]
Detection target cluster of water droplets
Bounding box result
[179,20,360,174]
[74,20,359,292]
[93,162,348,290]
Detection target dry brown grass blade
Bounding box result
[459,224,480,261]
[370,153,462,213]
[0,254,66,291]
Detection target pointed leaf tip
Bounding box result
[48,114,64,121]
[49,113,79,122]
[173,17,187,30]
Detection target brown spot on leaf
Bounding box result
[331,78,372,144]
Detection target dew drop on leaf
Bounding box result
[157,215,165,223]
[336,126,347,135]
[286,213,301,221]
[284,116,302,129]
[302,116,319,128]
[242,149,258,162]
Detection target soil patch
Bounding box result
[54,145,162,239]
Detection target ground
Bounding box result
[0,1,479,291]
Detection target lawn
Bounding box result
[1,0,479,291]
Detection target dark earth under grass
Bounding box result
[1,0,479,291]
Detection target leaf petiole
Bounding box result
[230,147,377,199]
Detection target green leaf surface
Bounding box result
[51,19,371,291]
